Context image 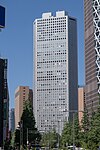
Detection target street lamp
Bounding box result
[41,125,52,150]
[48,125,51,150]
[27,128,35,149]
[19,120,23,149]
[56,120,65,149]
[27,128,29,148]
[48,124,59,150]
[17,120,23,150]
[16,124,20,149]
[27,129,40,149]
[51,120,64,150]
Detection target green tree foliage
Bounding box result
[61,114,81,148]
[80,111,89,148]
[3,131,12,150]
[21,100,41,145]
[14,129,20,147]
[60,105,100,150]
[14,100,41,147]
[81,111,89,132]
[73,113,81,147]
[61,121,72,148]
[41,129,59,148]
[49,129,59,148]
[87,107,100,150]
[10,132,16,148]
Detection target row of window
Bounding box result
[37,37,66,42]
[37,88,66,91]
[37,17,66,22]
[37,73,66,77]
[37,30,66,33]
[37,51,66,55]
[37,75,67,78]
[37,60,66,63]
[37,78,67,81]
[37,43,66,48]
[37,34,66,38]
[37,70,66,74]
[37,20,66,24]
[37,24,66,27]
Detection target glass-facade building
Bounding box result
[33,11,78,133]
[84,0,100,115]
[0,58,9,148]
[9,108,15,133]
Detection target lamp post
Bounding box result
[27,128,29,148]
[17,120,23,150]
[51,120,63,150]
[16,124,20,149]
[48,125,51,150]
[57,121,60,150]
[42,125,52,150]
[72,112,75,150]
[20,120,23,149]
[53,120,60,149]
[26,129,39,149]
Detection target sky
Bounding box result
[0,0,84,108]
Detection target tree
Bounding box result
[10,131,16,148]
[14,100,41,147]
[61,114,81,148]
[81,110,89,132]
[61,121,73,148]
[3,131,12,150]
[80,111,90,148]
[87,106,100,150]
[41,129,59,148]
[14,129,20,148]
[73,113,81,147]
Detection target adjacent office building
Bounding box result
[84,0,100,116]
[15,86,33,128]
[33,11,78,133]
[0,5,7,148]
[78,86,85,124]
[9,108,15,133]
[0,58,9,148]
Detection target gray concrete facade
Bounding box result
[33,11,78,133]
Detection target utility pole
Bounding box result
[57,121,60,150]
[20,120,23,150]
[27,128,29,148]
[48,125,51,150]
[73,113,75,150]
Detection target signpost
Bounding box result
[0,6,5,28]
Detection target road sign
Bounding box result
[0,6,5,28]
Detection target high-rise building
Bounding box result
[15,86,33,128]
[0,58,9,148]
[0,59,4,148]
[9,108,15,133]
[84,0,100,116]
[0,6,6,149]
[29,89,33,108]
[78,86,85,124]
[33,11,78,133]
